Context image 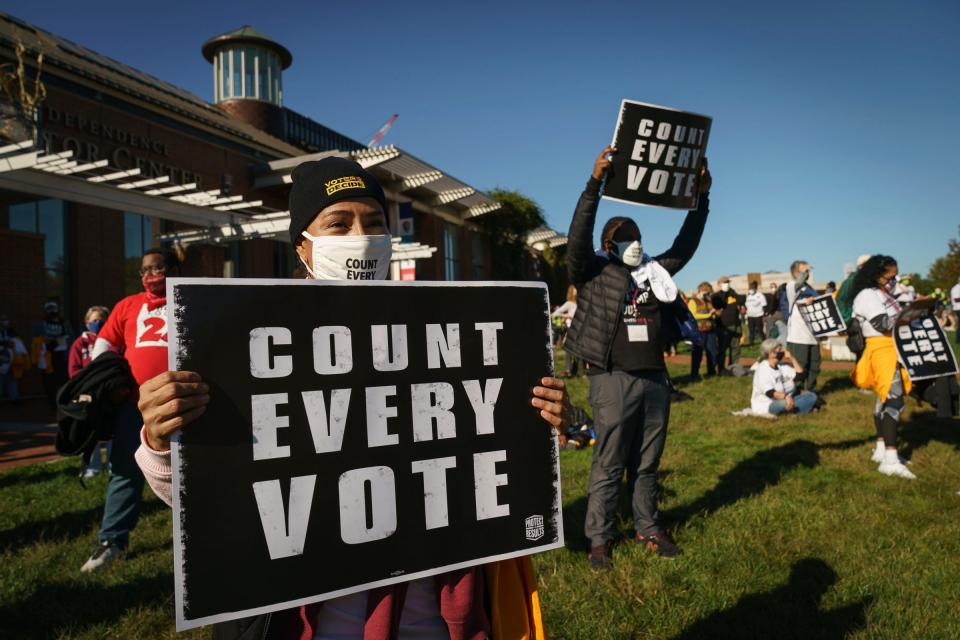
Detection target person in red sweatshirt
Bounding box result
[68,305,110,377]
[69,305,111,477]
[79,248,180,573]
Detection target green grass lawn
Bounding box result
[2,356,959,639]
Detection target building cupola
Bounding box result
[202,26,291,137]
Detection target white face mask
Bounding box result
[612,240,643,267]
[300,232,392,281]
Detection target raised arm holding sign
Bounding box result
[602,100,712,210]
[565,137,712,569]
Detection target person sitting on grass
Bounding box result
[751,339,818,416]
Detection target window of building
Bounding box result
[219,50,228,99]
[212,53,219,101]
[231,49,241,98]
[273,56,281,105]
[443,223,459,281]
[244,48,254,99]
[9,198,68,306]
[265,53,272,102]
[124,212,154,295]
[255,50,264,99]
[472,233,486,280]
[213,47,281,104]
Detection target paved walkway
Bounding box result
[0,422,61,471]
[0,398,61,471]
[665,354,856,371]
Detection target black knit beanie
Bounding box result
[288,157,388,244]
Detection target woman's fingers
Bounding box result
[139,372,206,413]
[156,393,210,424]
[146,405,208,451]
[154,381,209,406]
[157,404,208,435]
[141,371,210,452]
[141,370,202,394]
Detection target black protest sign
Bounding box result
[895,314,959,381]
[167,279,563,630]
[797,294,847,338]
[602,100,712,210]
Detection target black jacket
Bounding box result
[565,178,710,369]
[55,351,136,461]
[711,290,744,331]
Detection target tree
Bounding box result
[926,225,960,291]
[0,41,46,142]
[475,189,546,280]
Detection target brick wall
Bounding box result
[240,238,275,277]
[0,228,45,339]
[70,204,126,320]
[415,210,440,281]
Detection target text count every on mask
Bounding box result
[240,321,525,558]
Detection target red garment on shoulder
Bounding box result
[265,568,489,640]
[96,292,169,386]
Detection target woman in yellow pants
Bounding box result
[850,255,915,479]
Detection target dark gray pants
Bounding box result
[787,341,821,391]
[584,370,671,545]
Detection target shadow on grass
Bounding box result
[663,439,820,527]
[899,412,960,458]
[0,464,76,490]
[561,436,873,550]
[0,499,166,552]
[817,375,856,396]
[670,558,872,640]
[0,572,174,639]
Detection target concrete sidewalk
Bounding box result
[0,422,61,471]
[0,397,62,471]
[665,354,855,371]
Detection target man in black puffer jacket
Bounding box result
[566,145,711,569]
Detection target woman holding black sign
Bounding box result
[134,157,569,639]
[850,255,915,480]
[565,146,711,569]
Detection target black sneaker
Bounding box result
[588,543,613,570]
[637,531,683,558]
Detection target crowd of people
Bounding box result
[2,142,958,639]
[556,145,959,576]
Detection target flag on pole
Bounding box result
[367,114,398,147]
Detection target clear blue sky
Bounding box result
[7,0,958,290]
